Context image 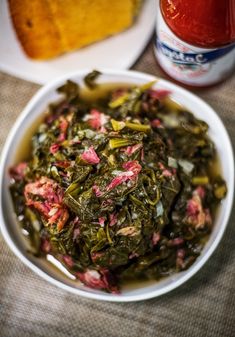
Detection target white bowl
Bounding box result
[0,69,234,302]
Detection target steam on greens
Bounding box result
[9,73,227,293]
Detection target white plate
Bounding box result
[0,69,234,302]
[0,0,155,84]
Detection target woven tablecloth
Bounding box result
[1,41,235,337]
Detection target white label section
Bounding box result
[154,8,235,86]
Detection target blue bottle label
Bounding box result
[156,39,235,66]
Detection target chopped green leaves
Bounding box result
[125,122,151,133]
[191,176,209,185]
[110,119,126,131]
[109,93,130,108]
[109,138,133,149]
[110,119,150,133]
[57,80,79,100]
[84,70,101,89]
[9,76,227,293]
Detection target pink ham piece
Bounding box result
[63,255,74,268]
[148,89,171,100]
[176,249,186,269]
[72,216,81,240]
[141,148,145,162]
[109,212,118,226]
[151,119,163,128]
[186,192,212,229]
[92,185,103,197]
[129,252,139,259]
[162,169,173,177]
[76,269,119,293]
[91,251,104,261]
[152,232,161,246]
[106,161,142,191]
[50,143,60,154]
[194,186,206,199]
[122,160,142,175]
[81,146,100,164]
[53,160,70,168]
[85,109,109,130]
[9,162,27,181]
[92,161,142,197]
[98,217,105,227]
[99,126,107,133]
[24,176,69,231]
[158,162,173,177]
[106,171,134,191]
[101,199,113,208]
[73,227,80,241]
[168,237,184,246]
[123,143,143,156]
[58,116,69,142]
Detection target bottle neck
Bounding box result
[160,0,235,48]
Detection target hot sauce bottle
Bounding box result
[155,0,235,86]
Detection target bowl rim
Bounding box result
[0,68,234,302]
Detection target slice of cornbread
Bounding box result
[8,0,141,60]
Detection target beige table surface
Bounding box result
[0,41,235,337]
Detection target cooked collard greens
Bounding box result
[9,76,227,293]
